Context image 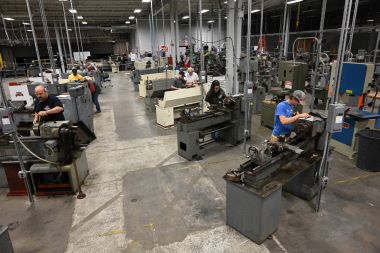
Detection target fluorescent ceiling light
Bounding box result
[68,9,77,14]
[287,0,303,5]
[82,21,87,24]
[142,0,151,2]
[22,22,30,25]
[129,16,135,20]
[251,9,260,13]
[134,9,142,13]
[224,16,227,19]
[224,1,227,3]
[207,20,214,23]
[182,16,189,19]
[77,16,83,19]
[3,17,15,21]
[111,40,116,43]
[201,9,209,14]
[27,29,32,32]
[68,29,72,31]
[125,21,131,24]
[367,19,375,22]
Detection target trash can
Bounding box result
[0,226,14,253]
[356,129,380,172]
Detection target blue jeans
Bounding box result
[91,92,101,112]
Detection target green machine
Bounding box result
[278,61,308,91]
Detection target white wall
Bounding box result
[134,19,226,59]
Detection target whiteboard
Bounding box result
[74,51,91,61]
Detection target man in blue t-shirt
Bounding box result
[271,90,310,142]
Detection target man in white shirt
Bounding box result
[184,67,199,87]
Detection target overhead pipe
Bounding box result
[25,0,44,81]
[346,0,359,59]
[59,22,68,61]
[243,0,252,155]
[70,0,82,63]
[310,0,328,110]
[188,0,193,66]
[61,1,74,65]
[54,22,65,73]
[37,0,56,71]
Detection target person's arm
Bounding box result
[33,113,39,124]
[279,113,310,125]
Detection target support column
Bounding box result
[25,0,44,80]
[62,1,74,64]
[234,0,243,94]
[54,22,65,73]
[226,0,235,94]
[170,0,176,69]
[284,7,291,60]
[218,9,222,46]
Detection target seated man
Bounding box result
[33,85,65,124]
[271,90,310,142]
[171,71,186,90]
[68,68,84,82]
[205,80,226,106]
[184,67,199,87]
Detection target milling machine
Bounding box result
[177,95,246,160]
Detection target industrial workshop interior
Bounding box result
[0,0,380,252]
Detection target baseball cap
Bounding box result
[293,90,306,105]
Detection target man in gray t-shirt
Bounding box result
[171,71,186,90]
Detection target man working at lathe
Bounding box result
[33,85,65,124]
[271,90,310,142]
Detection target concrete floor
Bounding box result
[0,72,379,253]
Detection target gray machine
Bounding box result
[131,67,164,91]
[144,78,173,111]
[278,61,308,91]
[177,96,245,160]
[57,83,94,132]
[224,112,328,244]
[0,118,95,196]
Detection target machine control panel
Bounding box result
[326,104,345,133]
[0,108,16,133]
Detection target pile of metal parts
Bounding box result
[177,95,246,160]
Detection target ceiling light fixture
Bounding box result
[129,16,135,20]
[182,16,189,19]
[367,19,375,22]
[125,21,131,24]
[82,21,87,24]
[287,0,303,5]
[3,17,15,21]
[77,16,83,19]
[27,29,32,32]
[22,22,30,25]
[251,9,260,13]
[201,9,209,14]
[68,28,72,31]
[134,9,142,13]
[142,0,151,2]
[207,20,214,23]
[68,9,77,14]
